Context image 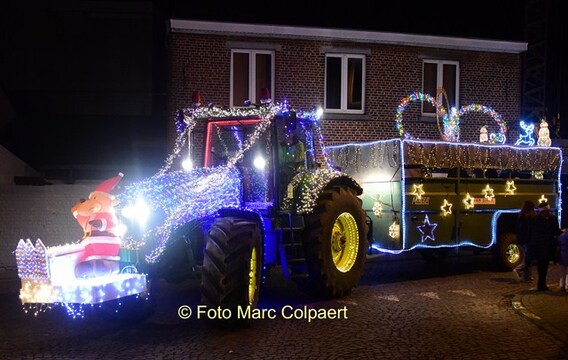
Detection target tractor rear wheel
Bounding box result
[298,185,368,298]
[200,217,262,327]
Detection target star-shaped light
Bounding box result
[538,194,548,205]
[372,194,383,217]
[411,184,425,200]
[463,193,475,209]
[418,214,437,242]
[440,199,453,216]
[389,221,400,239]
[482,184,495,200]
[505,180,516,194]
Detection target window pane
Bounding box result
[255,53,272,102]
[233,53,249,106]
[347,58,362,110]
[423,63,437,113]
[325,57,341,109]
[443,64,457,109]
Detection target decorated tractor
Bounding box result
[16,98,368,321]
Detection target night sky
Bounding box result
[1,0,560,179]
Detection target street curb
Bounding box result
[512,294,568,344]
[512,294,542,320]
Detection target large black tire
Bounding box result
[200,217,263,327]
[492,232,523,271]
[299,185,368,298]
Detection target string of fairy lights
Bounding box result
[120,100,329,263]
[395,91,507,144]
[14,87,563,317]
[330,86,562,252]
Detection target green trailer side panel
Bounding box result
[328,138,562,254]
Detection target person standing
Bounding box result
[527,202,561,291]
[557,229,568,291]
[515,200,536,281]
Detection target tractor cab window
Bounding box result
[274,114,311,206]
[204,118,273,204]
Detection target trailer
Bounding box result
[327,138,563,268]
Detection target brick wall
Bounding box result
[168,33,522,161]
[0,183,95,267]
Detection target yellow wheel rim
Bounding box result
[506,243,521,264]
[248,247,258,305]
[331,212,359,273]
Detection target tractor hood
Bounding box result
[118,165,242,263]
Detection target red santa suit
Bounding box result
[72,173,124,276]
[80,211,122,263]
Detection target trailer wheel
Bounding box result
[492,232,522,271]
[201,217,262,327]
[299,185,368,298]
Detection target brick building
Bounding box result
[167,19,527,163]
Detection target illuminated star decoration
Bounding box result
[372,194,383,217]
[389,220,400,239]
[515,120,536,146]
[418,215,437,242]
[538,194,548,205]
[505,180,516,194]
[463,193,475,209]
[482,184,495,200]
[440,199,453,216]
[411,184,425,200]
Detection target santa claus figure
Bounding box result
[71,173,124,278]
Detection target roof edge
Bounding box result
[169,19,528,54]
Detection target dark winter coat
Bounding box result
[557,231,568,266]
[517,215,532,245]
[526,212,560,261]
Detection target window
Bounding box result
[422,60,459,115]
[325,54,365,113]
[231,50,274,107]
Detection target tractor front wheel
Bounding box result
[200,217,263,327]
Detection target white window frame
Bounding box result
[324,54,366,114]
[230,49,275,108]
[422,60,460,116]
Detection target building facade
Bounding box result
[167,19,527,163]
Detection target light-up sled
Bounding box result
[15,237,147,305]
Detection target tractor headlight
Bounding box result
[182,158,193,171]
[253,155,266,170]
[121,198,151,228]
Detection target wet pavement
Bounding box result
[1,256,568,359]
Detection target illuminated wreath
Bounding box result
[395,91,446,139]
[457,104,507,144]
[395,91,507,144]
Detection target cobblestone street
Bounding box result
[2,252,567,359]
